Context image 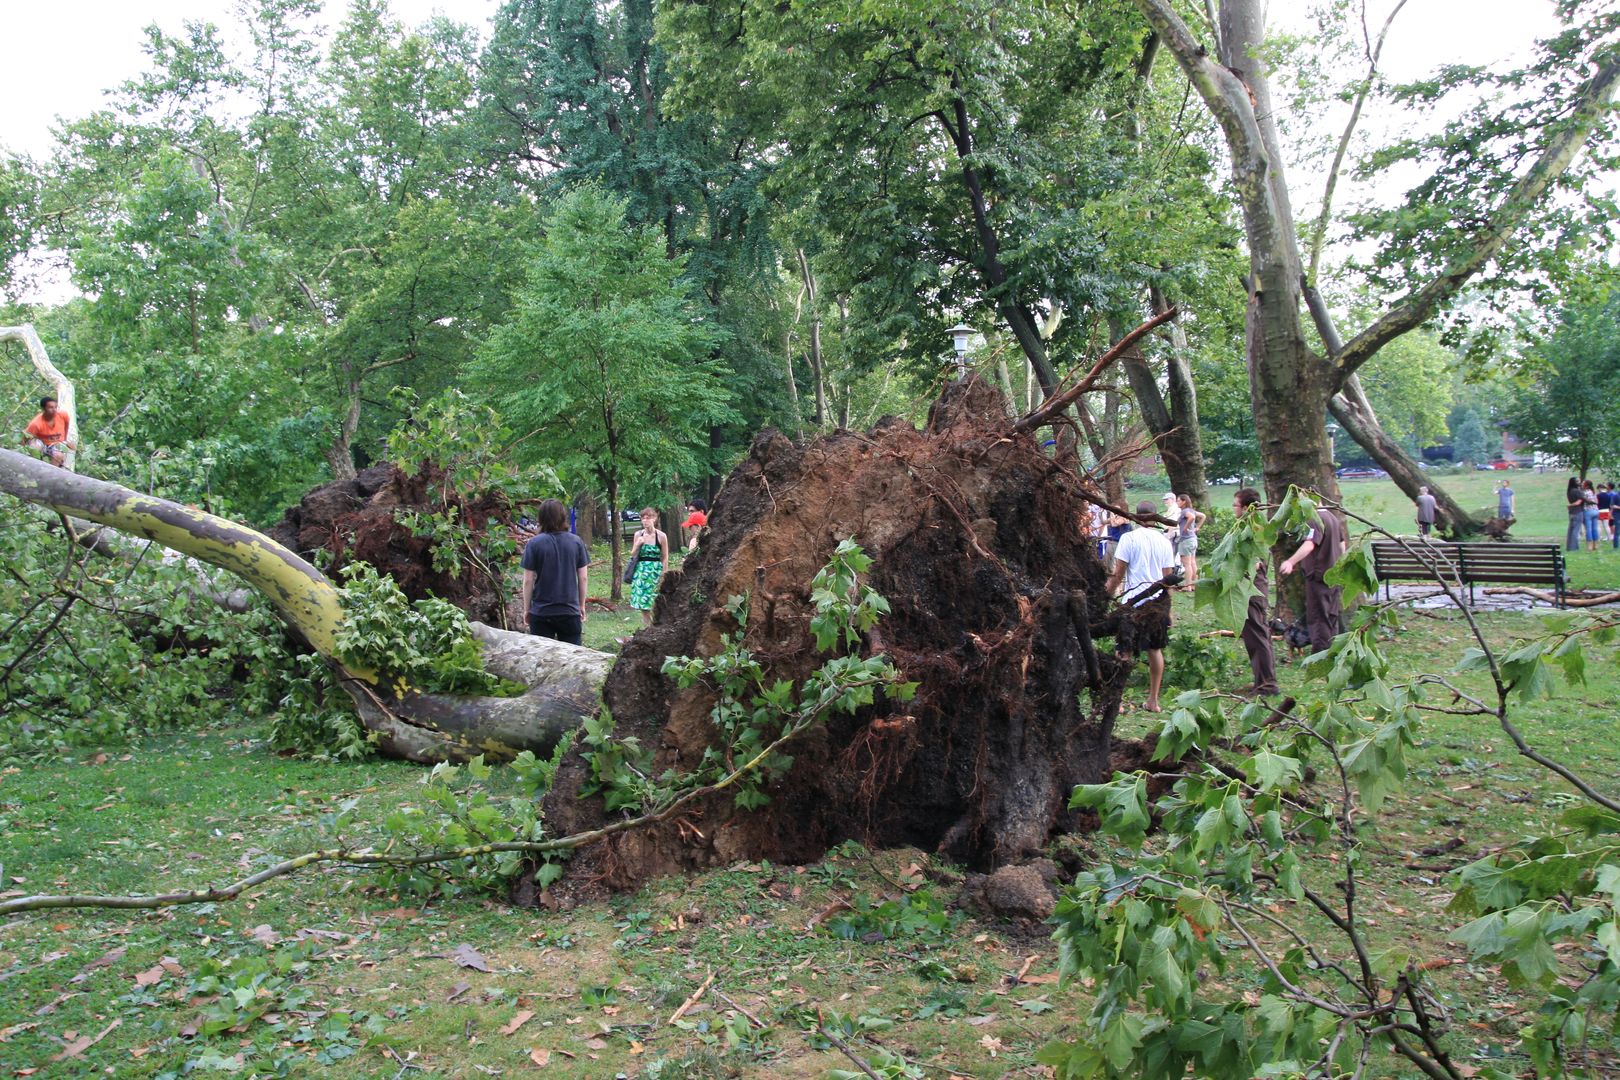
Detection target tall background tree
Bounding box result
[470,187,732,596]
[1505,284,1620,479]
[1131,0,1620,532]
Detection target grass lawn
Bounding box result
[1209,468,1620,593]
[5,588,1619,1076]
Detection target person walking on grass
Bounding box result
[1415,486,1438,537]
[520,498,590,646]
[1106,501,1178,713]
[1174,493,1205,589]
[1567,477,1584,552]
[1599,483,1614,547]
[1233,488,1278,698]
[1497,479,1515,521]
[627,507,669,629]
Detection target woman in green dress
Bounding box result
[627,507,669,628]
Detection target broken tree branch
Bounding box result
[1011,306,1178,434]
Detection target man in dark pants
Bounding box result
[1279,506,1347,654]
[520,498,591,645]
[1233,488,1278,697]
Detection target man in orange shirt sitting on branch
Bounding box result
[22,396,74,467]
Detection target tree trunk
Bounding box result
[1330,376,1475,535]
[607,475,623,602]
[0,448,607,765]
[780,326,803,437]
[1116,300,1208,505]
[326,376,361,482]
[575,492,596,551]
[707,426,723,502]
[795,248,828,427]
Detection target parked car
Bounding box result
[1334,466,1383,480]
[1490,460,1517,470]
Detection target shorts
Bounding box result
[1176,536,1198,558]
[1117,596,1170,655]
[27,438,69,457]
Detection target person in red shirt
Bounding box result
[22,396,74,467]
[680,499,709,552]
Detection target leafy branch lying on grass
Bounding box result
[0,542,911,918]
[1046,489,1620,1080]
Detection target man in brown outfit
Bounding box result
[1279,505,1347,654]
[1233,488,1278,696]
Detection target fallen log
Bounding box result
[1483,586,1620,608]
[0,447,606,763]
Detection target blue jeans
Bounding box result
[1586,508,1600,542]
[1568,514,1583,550]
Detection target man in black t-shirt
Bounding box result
[520,499,591,645]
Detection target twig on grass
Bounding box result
[817,1025,884,1080]
[666,969,715,1026]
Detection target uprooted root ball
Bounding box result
[525,378,1137,904]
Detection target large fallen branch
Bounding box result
[1483,586,1620,609]
[1011,305,1179,434]
[0,447,610,764]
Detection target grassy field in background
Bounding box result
[1208,469,1620,593]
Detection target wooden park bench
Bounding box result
[1369,540,1567,607]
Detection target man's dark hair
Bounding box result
[1235,487,1261,509]
[690,498,708,512]
[39,396,56,411]
[536,498,568,534]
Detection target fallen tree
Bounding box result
[3,341,1170,883]
[0,447,610,764]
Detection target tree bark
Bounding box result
[1329,376,1473,534]
[795,248,828,427]
[326,374,361,482]
[607,474,623,602]
[0,448,607,765]
[1116,296,1207,505]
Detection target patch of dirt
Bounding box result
[265,462,515,626]
[961,861,1061,922]
[529,378,1143,902]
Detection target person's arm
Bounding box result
[1105,558,1127,597]
[1278,538,1316,576]
[521,568,536,618]
[1192,508,1207,530]
[659,530,670,571]
[576,566,590,619]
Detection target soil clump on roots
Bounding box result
[266,462,513,626]
[528,379,1142,904]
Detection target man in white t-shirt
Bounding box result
[1105,500,1179,712]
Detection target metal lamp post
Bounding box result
[946,322,974,377]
